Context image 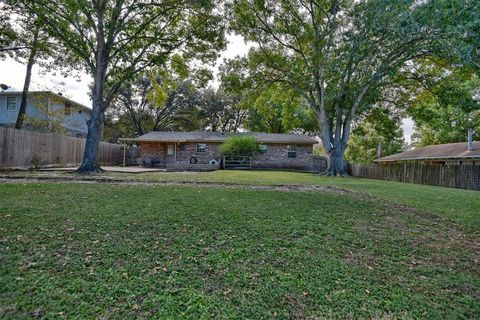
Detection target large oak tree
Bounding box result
[17,0,226,173]
[229,0,464,175]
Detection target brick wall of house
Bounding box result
[139,141,315,170]
[175,142,222,164]
[139,142,165,163]
[252,144,314,170]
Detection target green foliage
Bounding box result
[241,83,318,133]
[219,135,260,156]
[346,108,405,163]
[174,87,246,132]
[412,69,480,146]
[395,60,480,146]
[23,93,68,135]
[0,3,17,56]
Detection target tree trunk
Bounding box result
[77,107,104,173]
[77,32,107,173]
[15,30,39,129]
[324,145,347,176]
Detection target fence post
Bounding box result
[123,143,127,167]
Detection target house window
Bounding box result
[287,145,297,158]
[196,144,207,153]
[259,144,267,154]
[64,103,72,116]
[6,96,16,110]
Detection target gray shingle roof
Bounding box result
[130,131,318,145]
[0,90,92,113]
[376,141,480,162]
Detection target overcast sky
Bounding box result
[0,35,415,142]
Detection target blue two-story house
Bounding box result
[0,90,92,137]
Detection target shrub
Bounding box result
[220,135,260,157]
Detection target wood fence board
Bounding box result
[350,162,480,191]
[0,127,122,169]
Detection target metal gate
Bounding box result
[223,156,252,169]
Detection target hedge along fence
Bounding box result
[350,162,480,191]
[0,126,122,169]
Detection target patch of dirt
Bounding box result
[0,175,352,195]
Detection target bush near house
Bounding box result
[219,135,260,157]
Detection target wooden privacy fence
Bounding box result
[0,127,123,169]
[350,163,480,190]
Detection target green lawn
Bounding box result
[107,170,480,231]
[1,177,479,318]
[7,169,478,230]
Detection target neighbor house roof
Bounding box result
[122,131,318,145]
[0,90,92,114]
[376,141,480,162]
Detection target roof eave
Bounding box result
[376,155,480,162]
[123,138,317,145]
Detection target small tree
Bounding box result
[220,135,260,157]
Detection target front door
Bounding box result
[166,144,175,164]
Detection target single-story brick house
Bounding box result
[124,131,318,171]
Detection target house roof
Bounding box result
[123,131,318,145]
[0,90,92,114]
[376,141,480,162]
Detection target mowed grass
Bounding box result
[1,182,479,319]
[101,170,480,231]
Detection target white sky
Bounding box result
[0,34,415,142]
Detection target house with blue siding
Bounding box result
[0,91,91,137]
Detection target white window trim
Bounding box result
[6,96,17,111]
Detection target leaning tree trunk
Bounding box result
[15,30,39,129]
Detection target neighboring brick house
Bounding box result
[127,131,318,171]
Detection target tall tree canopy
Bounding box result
[16,0,226,173]
[243,84,318,134]
[399,61,480,146]
[109,60,211,136]
[228,0,468,175]
[220,58,318,134]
